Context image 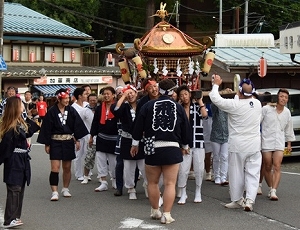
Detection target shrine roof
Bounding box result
[135,21,211,56]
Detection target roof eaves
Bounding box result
[213,59,231,72]
[4,35,96,45]
[0,66,121,77]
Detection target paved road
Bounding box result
[0,134,300,230]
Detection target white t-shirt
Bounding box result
[71,102,94,132]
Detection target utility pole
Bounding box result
[0,0,4,100]
[219,0,222,34]
[235,7,240,34]
[175,1,179,28]
[244,0,249,34]
[146,0,155,31]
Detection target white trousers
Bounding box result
[228,151,262,202]
[96,151,116,179]
[177,148,205,187]
[211,142,229,182]
[73,135,89,179]
[124,159,147,188]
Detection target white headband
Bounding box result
[159,88,174,96]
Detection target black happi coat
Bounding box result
[136,94,151,115]
[0,118,40,186]
[90,103,118,154]
[132,95,192,152]
[37,104,89,160]
[111,102,144,160]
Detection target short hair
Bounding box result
[73,87,86,100]
[159,79,175,91]
[7,86,17,92]
[81,84,91,90]
[176,85,190,96]
[99,88,104,95]
[101,86,115,95]
[88,93,97,100]
[24,91,31,94]
[277,88,289,96]
[142,78,157,89]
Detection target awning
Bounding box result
[33,84,77,98]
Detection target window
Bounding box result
[288,95,300,116]
[4,45,12,61]
[45,46,54,62]
[23,45,41,62]
[64,47,79,62]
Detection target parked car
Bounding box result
[256,88,300,157]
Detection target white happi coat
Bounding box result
[261,105,295,151]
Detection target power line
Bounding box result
[36,0,291,39]
[167,2,177,23]
[38,0,146,33]
[38,0,146,29]
[99,0,145,10]
[179,2,243,15]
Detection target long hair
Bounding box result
[0,96,28,140]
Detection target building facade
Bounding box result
[0,2,121,101]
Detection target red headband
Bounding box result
[144,80,156,90]
[57,88,71,99]
[122,84,137,93]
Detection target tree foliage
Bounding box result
[213,0,300,38]
[7,0,176,43]
[7,0,298,42]
[96,0,177,44]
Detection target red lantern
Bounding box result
[258,57,267,78]
[71,49,75,61]
[13,49,19,61]
[29,51,35,63]
[107,52,113,63]
[51,51,56,63]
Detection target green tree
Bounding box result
[95,0,177,44]
[213,0,300,38]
